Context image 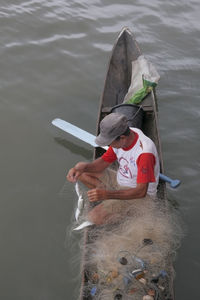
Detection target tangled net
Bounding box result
[73,169,183,300]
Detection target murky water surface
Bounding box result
[0,1,200,299]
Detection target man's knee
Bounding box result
[78,172,88,182]
[78,172,93,185]
[79,172,103,188]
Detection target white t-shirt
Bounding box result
[102,128,160,197]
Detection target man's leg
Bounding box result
[87,202,120,225]
[79,168,121,225]
[79,172,104,189]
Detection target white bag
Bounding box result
[123,55,160,104]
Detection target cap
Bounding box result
[95,113,128,146]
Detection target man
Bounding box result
[67,113,160,225]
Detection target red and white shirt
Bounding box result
[102,128,160,198]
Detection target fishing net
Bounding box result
[72,168,183,300]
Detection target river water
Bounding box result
[0,1,199,299]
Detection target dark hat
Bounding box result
[95,113,128,147]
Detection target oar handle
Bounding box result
[159,173,181,188]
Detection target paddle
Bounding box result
[159,174,181,188]
[52,118,181,188]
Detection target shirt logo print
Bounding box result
[119,157,133,179]
[141,166,148,174]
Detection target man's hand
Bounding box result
[66,162,88,182]
[87,189,107,202]
[87,183,148,201]
[66,167,82,182]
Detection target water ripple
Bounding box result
[0,1,200,300]
[92,43,112,52]
[0,0,42,17]
[5,33,86,48]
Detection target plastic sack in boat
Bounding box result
[123,55,160,105]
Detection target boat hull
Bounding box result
[79,27,173,300]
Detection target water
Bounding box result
[0,0,199,299]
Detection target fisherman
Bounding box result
[67,113,160,225]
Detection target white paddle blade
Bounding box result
[52,118,108,150]
[52,118,98,147]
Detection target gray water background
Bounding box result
[0,0,199,299]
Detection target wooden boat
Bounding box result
[79,27,174,300]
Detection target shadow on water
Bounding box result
[167,196,180,210]
[54,137,93,160]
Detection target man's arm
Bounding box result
[87,183,148,202]
[67,157,110,183]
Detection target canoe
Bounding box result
[79,27,174,300]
